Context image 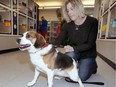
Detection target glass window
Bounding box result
[28,0,34,17]
[0,0,11,7]
[27,18,34,31]
[18,0,28,15]
[34,20,37,30]
[19,15,27,34]
[108,5,116,39]
[101,13,108,39]
[111,0,116,5]
[0,6,11,34]
[104,0,110,12]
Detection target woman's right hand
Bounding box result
[64,45,74,52]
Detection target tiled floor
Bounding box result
[0,50,115,87]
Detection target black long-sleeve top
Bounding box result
[53,16,98,59]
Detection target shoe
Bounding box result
[65,77,78,83]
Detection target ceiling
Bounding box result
[33,0,95,9]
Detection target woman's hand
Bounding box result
[64,45,74,52]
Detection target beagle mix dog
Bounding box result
[16,31,84,87]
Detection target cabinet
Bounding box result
[46,21,59,43]
[98,0,116,39]
[0,0,39,35]
[50,21,59,43]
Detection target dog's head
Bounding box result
[16,31,46,51]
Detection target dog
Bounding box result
[16,31,84,87]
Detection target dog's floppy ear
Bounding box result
[34,33,46,48]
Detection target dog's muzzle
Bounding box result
[16,39,31,49]
[19,44,31,49]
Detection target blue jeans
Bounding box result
[65,52,97,81]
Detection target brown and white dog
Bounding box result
[16,31,84,87]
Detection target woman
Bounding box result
[53,0,98,81]
[40,16,48,38]
[56,21,61,37]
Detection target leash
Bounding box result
[65,78,104,85]
[82,82,104,85]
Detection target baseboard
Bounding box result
[0,48,19,54]
[97,52,116,71]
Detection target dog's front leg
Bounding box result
[27,69,40,86]
[47,71,54,87]
[78,77,84,87]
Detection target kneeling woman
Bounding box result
[53,0,98,81]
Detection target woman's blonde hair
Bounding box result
[62,0,85,22]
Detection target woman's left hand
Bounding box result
[64,45,74,52]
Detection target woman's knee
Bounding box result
[78,59,95,81]
[78,58,97,81]
[79,72,91,81]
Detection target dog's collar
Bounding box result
[29,44,49,54]
[42,43,49,48]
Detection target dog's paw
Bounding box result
[80,85,84,87]
[27,81,35,87]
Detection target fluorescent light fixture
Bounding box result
[84,5,94,8]
[36,1,62,7]
[39,6,61,9]
[82,0,95,5]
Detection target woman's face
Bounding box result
[66,3,78,21]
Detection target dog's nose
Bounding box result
[16,39,21,44]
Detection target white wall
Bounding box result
[96,40,116,63]
[39,9,59,21]
[85,8,94,16]
[0,35,20,50]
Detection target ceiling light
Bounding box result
[82,0,95,5]
[36,1,62,7]
[39,6,61,9]
[84,5,94,8]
